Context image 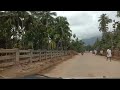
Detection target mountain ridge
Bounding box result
[82,36,102,45]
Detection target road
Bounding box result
[43,53,120,78]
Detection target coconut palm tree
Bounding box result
[98,14,112,35]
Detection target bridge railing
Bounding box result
[0,49,16,67]
[0,48,69,68]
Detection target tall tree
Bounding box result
[98,14,112,38]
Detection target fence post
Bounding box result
[61,50,62,57]
[54,50,56,58]
[67,51,68,56]
[15,48,19,65]
[62,50,63,56]
[29,49,33,63]
[64,51,66,56]
[57,50,58,58]
[58,51,59,57]
[55,50,56,58]
[39,50,41,61]
[48,51,50,59]
[61,51,62,57]
[45,50,47,60]
[57,51,58,58]
[58,51,60,57]
[50,50,52,59]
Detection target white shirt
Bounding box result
[100,50,103,54]
[94,50,97,54]
[107,49,112,57]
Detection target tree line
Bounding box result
[92,11,120,52]
[0,11,85,52]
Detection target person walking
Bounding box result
[94,49,97,55]
[106,48,112,62]
[100,50,103,56]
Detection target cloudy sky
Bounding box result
[53,11,119,40]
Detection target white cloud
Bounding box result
[52,11,119,39]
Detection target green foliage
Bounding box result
[98,14,112,33]
[69,38,85,52]
[0,11,73,50]
[85,45,94,51]
[73,34,76,38]
[93,12,120,51]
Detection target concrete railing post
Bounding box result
[15,48,19,65]
[57,51,58,58]
[51,50,52,59]
[48,51,50,59]
[61,51,62,57]
[62,51,64,56]
[55,50,56,58]
[53,50,55,58]
[39,50,41,61]
[64,51,66,56]
[61,51,63,57]
[29,49,33,63]
[58,51,59,57]
[53,50,54,58]
[60,51,62,57]
[55,50,57,58]
[45,50,47,60]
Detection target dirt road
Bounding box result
[44,53,120,78]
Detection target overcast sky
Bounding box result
[53,11,119,40]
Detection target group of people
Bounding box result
[93,48,112,62]
[80,48,112,62]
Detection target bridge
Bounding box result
[0,49,120,78]
[0,49,74,78]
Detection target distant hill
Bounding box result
[82,36,102,46]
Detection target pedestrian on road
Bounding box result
[106,48,112,62]
[81,51,84,55]
[100,50,103,56]
[94,49,97,55]
[90,51,92,53]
